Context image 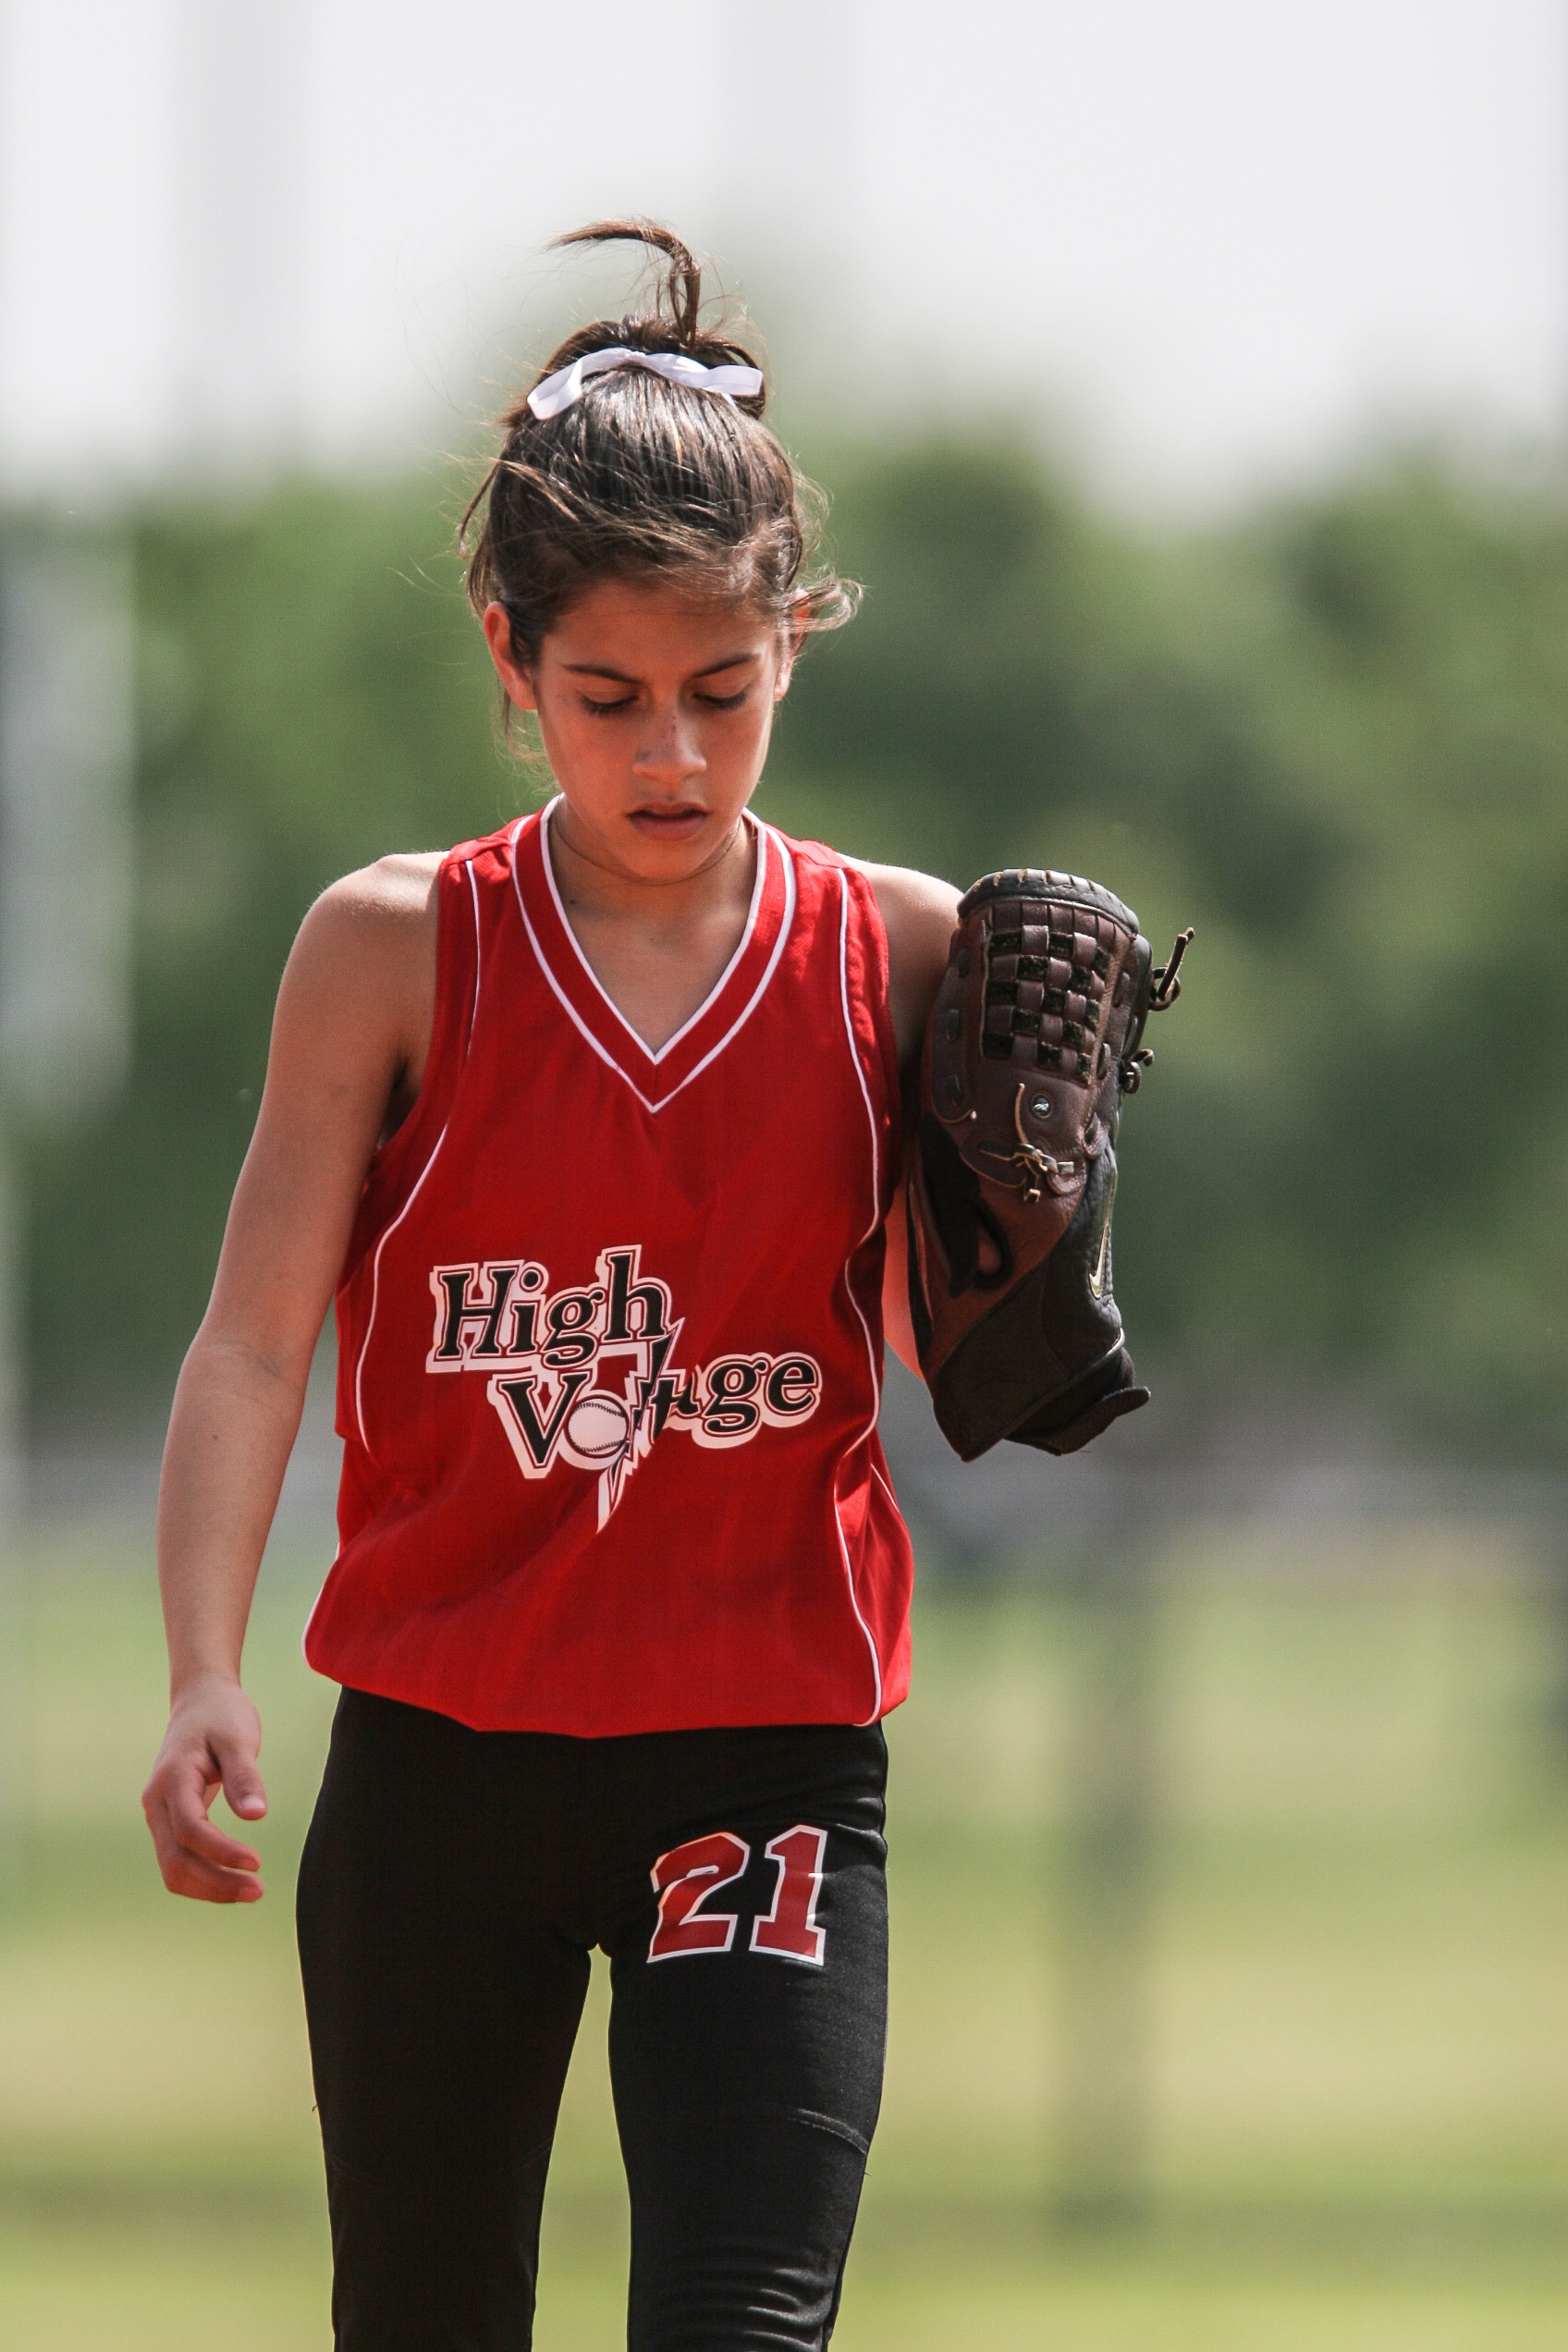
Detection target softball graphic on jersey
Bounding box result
[426,1243,823,1527]
[565,1392,632,1463]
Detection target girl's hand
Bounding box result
[141,1675,268,1903]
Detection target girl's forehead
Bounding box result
[545,580,779,665]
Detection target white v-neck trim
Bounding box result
[538,796,767,1067]
[510,807,798,1115]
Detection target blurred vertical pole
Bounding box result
[1051,1504,1160,2229]
[0,530,135,1885]
[0,537,134,1118]
[172,0,308,467]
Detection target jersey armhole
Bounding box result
[839,861,904,1195]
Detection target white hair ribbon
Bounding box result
[526,345,764,421]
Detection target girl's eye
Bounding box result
[696,689,749,710]
[582,695,636,716]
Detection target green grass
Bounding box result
[6,2213,1568,2352]
[2,1520,1567,2346]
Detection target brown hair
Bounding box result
[460,220,857,667]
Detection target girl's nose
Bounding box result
[631,708,705,785]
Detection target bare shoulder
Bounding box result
[309,851,443,936]
[858,861,962,957]
[852,860,962,1074]
[289,852,442,984]
[274,851,445,1093]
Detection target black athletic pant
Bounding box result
[296,1690,888,2351]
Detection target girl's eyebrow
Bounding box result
[693,654,761,677]
[559,652,761,683]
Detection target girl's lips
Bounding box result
[629,804,706,838]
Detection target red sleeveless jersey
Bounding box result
[303,805,914,1735]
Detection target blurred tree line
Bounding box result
[18,438,1568,1451]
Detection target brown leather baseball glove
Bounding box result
[906,869,1190,1461]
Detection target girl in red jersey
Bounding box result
[142,221,960,2351]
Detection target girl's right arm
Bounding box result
[141,855,439,1903]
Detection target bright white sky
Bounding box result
[0,0,1562,505]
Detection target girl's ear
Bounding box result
[483,603,538,710]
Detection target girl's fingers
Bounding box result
[177,1811,263,1872]
[169,1792,263,1873]
[159,1842,266,1904]
[145,1790,265,1900]
[152,1757,263,1873]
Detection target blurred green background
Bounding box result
[25,439,1568,1442]
[4,435,1568,2346]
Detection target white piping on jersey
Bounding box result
[509,816,640,1095]
[511,811,797,1114]
[349,858,484,1455]
[833,864,887,1727]
[540,796,768,1066]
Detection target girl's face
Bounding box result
[484,578,796,884]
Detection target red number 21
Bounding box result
[646,1824,830,1966]
[750,1825,828,1966]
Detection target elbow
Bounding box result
[179,1320,317,1411]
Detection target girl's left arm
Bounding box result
[863,863,962,1377]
